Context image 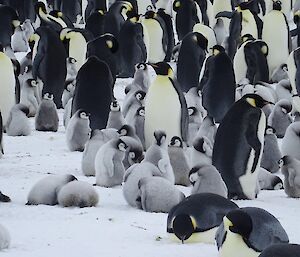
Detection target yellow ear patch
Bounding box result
[29,34,39,42]
[106,40,113,49]
[58,12,63,17]
[223,217,233,229]
[12,20,20,27]
[213,49,220,56]
[130,17,138,23]
[98,10,104,15]
[261,45,268,55]
[168,68,174,78]
[190,216,197,230]
[246,97,256,107]
[175,1,181,8]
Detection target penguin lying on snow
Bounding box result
[258,168,283,191]
[216,207,289,257]
[6,104,31,136]
[58,181,99,208]
[26,174,77,205]
[167,193,239,244]
[136,176,185,213]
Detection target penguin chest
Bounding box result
[219,230,260,257]
[145,78,181,147]
[239,111,266,199]
[241,10,258,38]
[233,43,247,84]
[69,34,87,71]
[142,19,165,63]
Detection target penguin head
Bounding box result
[128,146,144,163]
[66,174,78,182]
[135,63,147,71]
[243,94,272,108]
[118,125,135,137]
[135,90,146,102]
[110,101,121,111]
[66,83,75,92]
[43,93,54,100]
[27,79,38,88]
[172,214,196,243]
[78,110,90,120]
[67,57,77,65]
[188,107,198,117]
[211,45,225,56]
[173,0,181,12]
[169,136,183,148]
[241,34,255,44]
[193,33,208,52]
[279,155,292,167]
[102,33,119,53]
[150,62,174,78]
[49,10,64,18]
[272,176,284,190]
[35,2,47,14]
[116,139,128,152]
[154,130,167,146]
[188,166,200,185]
[265,126,275,135]
[136,106,145,117]
[224,210,253,239]
[273,0,282,11]
[144,10,156,19]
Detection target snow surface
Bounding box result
[0,80,300,257]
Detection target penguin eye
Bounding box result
[120,129,127,136]
[129,152,135,159]
[118,142,127,151]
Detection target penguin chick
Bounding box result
[261,126,282,173]
[123,162,161,207]
[81,128,119,176]
[143,130,175,184]
[190,136,213,167]
[195,115,217,146]
[281,122,300,160]
[6,104,31,136]
[268,99,292,138]
[26,174,77,205]
[95,138,128,187]
[62,83,75,109]
[57,181,99,208]
[168,136,190,186]
[275,79,292,102]
[11,25,28,52]
[122,89,146,119]
[270,64,288,83]
[19,78,39,117]
[121,136,144,170]
[35,93,59,132]
[189,164,228,198]
[280,155,300,198]
[0,224,10,250]
[188,106,203,145]
[66,109,91,152]
[136,176,185,213]
[63,98,72,129]
[117,124,142,145]
[258,168,283,191]
[106,100,126,130]
[130,106,145,150]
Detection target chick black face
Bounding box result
[224,210,253,239]
[172,214,196,243]
[136,106,145,117]
[118,125,135,137]
[154,130,167,146]
[169,136,183,147]
[273,0,282,11]
[193,137,205,153]
[117,139,128,152]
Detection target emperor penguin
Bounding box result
[275,79,292,102]
[0,45,16,125]
[85,9,105,38]
[95,138,128,187]
[121,135,144,170]
[190,136,213,167]
[122,89,146,119]
[125,63,151,93]
[193,23,217,50]
[81,128,119,176]
[0,224,10,250]
[11,25,29,53]
[106,101,126,130]
[144,62,189,148]
[212,94,270,200]
[136,176,185,213]
[168,136,190,186]
[136,0,154,14]
[189,164,228,198]
[27,174,77,205]
[35,93,59,132]
[167,193,239,244]
[212,0,233,35]
[177,32,208,92]
[262,0,290,78]
[141,10,168,63]
[131,106,145,149]
[72,56,113,130]
[6,104,31,136]
[19,79,39,117]
[261,126,282,173]
[57,181,99,208]
[280,155,300,198]
[281,122,300,160]
[187,106,203,146]
[201,45,236,123]
[259,244,300,257]
[271,64,289,83]
[216,207,289,257]
[66,110,91,152]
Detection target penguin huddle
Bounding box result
[0,0,300,255]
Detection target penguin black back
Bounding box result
[0,5,19,47]
[85,9,105,38]
[72,56,113,130]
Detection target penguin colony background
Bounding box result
[1,0,300,256]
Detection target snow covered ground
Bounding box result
[0,80,300,257]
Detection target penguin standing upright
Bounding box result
[30,27,67,108]
[72,56,113,130]
[201,45,236,123]
[262,0,290,78]
[0,45,15,126]
[212,94,270,200]
[144,62,189,148]
[177,32,208,92]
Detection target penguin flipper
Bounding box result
[215,222,226,250]
[32,46,45,80]
[103,149,115,177]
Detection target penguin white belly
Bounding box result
[141,23,150,62]
[262,11,289,77]
[0,54,16,125]
[193,24,217,50]
[239,111,265,199]
[69,34,87,71]
[287,53,297,95]
[143,19,165,63]
[144,77,181,148]
[241,10,258,38]
[233,43,247,84]
[206,0,216,28]
[170,227,218,244]
[219,230,260,257]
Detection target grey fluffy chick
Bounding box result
[6,104,31,136]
